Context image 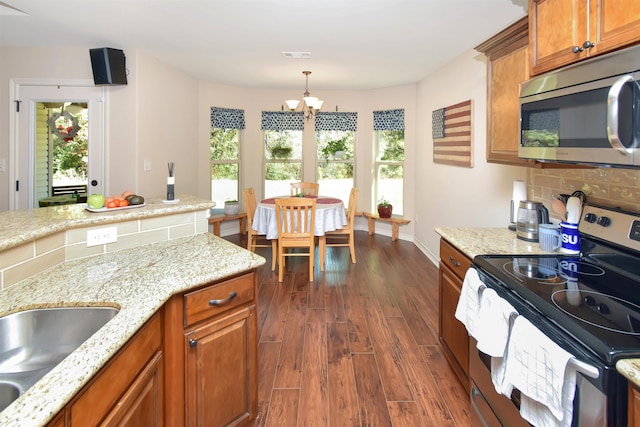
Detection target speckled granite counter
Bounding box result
[0,197,266,426]
[617,359,640,388]
[435,227,551,259]
[0,194,214,251]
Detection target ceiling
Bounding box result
[0,0,527,91]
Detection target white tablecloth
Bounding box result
[253,195,347,240]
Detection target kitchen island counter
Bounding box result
[0,198,265,426]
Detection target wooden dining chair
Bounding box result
[275,197,317,283]
[290,182,319,196]
[243,187,277,271]
[319,187,358,271]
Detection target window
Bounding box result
[315,112,357,205]
[262,111,304,198]
[374,109,405,215]
[210,107,245,208]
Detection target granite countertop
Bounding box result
[436,226,640,389]
[0,194,214,252]
[0,197,266,426]
[435,226,551,259]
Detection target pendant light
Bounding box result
[285,71,324,120]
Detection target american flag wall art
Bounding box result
[432,100,473,167]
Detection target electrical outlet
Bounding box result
[87,226,117,247]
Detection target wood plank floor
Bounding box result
[223,231,471,427]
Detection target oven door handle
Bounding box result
[569,357,599,379]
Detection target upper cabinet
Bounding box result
[530,0,640,75]
[476,17,537,166]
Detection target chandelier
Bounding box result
[285,71,324,120]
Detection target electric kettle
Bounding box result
[516,200,550,242]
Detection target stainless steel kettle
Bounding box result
[516,200,549,242]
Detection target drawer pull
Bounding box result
[449,255,461,267]
[209,291,238,306]
[189,338,197,348]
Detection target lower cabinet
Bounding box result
[48,313,164,426]
[438,238,472,391]
[629,382,640,427]
[46,269,259,427]
[165,271,259,427]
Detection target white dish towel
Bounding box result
[475,288,517,357]
[502,316,577,427]
[454,268,485,338]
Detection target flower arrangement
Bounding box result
[377,197,393,218]
[224,199,239,215]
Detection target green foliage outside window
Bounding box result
[52,112,88,180]
[378,130,404,179]
[210,128,239,179]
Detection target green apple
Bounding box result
[87,193,105,209]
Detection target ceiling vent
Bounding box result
[282,52,311,59]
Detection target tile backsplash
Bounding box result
[528,167,640,218]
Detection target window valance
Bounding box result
[315,112,358,131]
[261,111,304,131]
[373,108,404,130]
[210,107,246,129]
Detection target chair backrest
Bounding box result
[275,197,316,239]
[345,187,358,227]
[290,182,319,196]
[243,187,257,227]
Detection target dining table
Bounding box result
[252,195,347,240]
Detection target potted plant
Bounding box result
[377,197,393,218]
[269,142,293,160]
[321,137,348,161]
[224,199,239,216]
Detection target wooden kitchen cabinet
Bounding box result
[629,382,640,427]
[48,313,164,426]
[476,17,535,167]
[165,271,258,427]
[530,0,640,76]
[438,238,472,391]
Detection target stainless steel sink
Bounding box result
[0,306,119,412]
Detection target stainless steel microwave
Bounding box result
[519,44,640,168]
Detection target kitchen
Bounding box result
[2,0,640,426]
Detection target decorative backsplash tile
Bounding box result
[529,167,640,214]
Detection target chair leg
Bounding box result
[278,245,284,283]
[319,235,326,272]
[348,232,356,263]
[309,243,315,282]
[270,240,277,271]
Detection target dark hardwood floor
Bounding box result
[223,230,471,427]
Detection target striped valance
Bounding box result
[373,109,404,130]
[210,107,245,129]
[315,112,357,131]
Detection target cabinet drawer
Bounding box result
[184,273,255,326]
[440,239,472,281]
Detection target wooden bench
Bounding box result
[362,212,411,241]
[208,212,248,237]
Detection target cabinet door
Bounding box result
[101,351,164,427]
[185,305,258,427]
[591,0,640,55]
[630,383,640,427]
[488,44,532,165]
[439,262,470,391]
[530,0,589,75]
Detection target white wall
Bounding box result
[414,49,527,262]
[0,47,200,209]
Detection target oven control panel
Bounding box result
[580,204,640,252]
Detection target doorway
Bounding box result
[12,83,105,209]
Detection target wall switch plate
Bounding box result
[143,159,152,172]
[0,159,5,172]
[87,226,117,247]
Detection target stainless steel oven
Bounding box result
[469,204,640,426]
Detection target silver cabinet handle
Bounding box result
[209,291,237,306]
[607,74,635,155]
[470,387,491,427]
[449,255,461,267]
[189,338,197,348]
[572,45,584,53]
